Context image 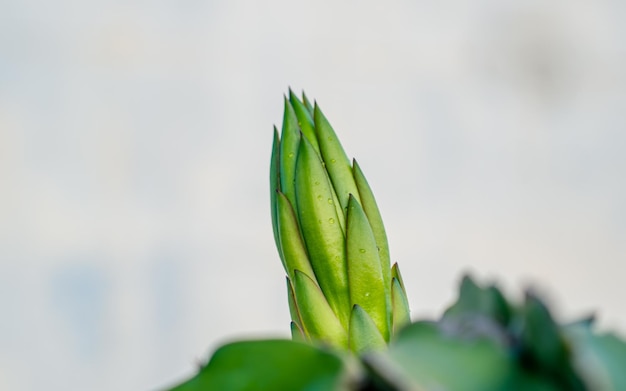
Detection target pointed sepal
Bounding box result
[354,159,391,310]
[391,277,410,335]
[293,270,348,349]
[391,263,406,292]
[349,304,387,354]
[286,277,304,333]
[277,192,315,281]
[279,97,301,207]
[270,127,283,263]
[314,102,360,212]
[290,321,306,342]
[346,194,389,341]
[295,136,350,327]
[289,89,319,153]
[302,91,314,115]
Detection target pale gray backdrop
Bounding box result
[1,1,625,390]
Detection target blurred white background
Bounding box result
[1,0,625,390]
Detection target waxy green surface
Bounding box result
[271,91,410,352]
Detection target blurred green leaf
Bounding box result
[166,339,351,391]
[365,322,514,391]
[566,324,626,390]
[520,293,568,370]
[444,275,511,327]
[519,293,586,390]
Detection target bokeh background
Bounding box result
[1,1,625,390]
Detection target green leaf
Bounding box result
[565,324,626,390]
[444,275,510,327]
[365,322,514,391]
[485,285,511,326]
[520,293,569,371]
[166,340,349,391]
[444,275,485,317]
[519,293,586,390]
[349,305,386,354]
[346,194,388,341]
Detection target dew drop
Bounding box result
[330,159,336,164]
[327,198,333,204]
[359,249,366,253]
[365,292,370,297]
[328,218,335,224]
[314,181,320,185]
[317,195,322,201]
[288,152,295,158]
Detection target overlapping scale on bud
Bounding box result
[270,90,410,353]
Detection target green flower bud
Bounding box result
[270,91,410,352]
